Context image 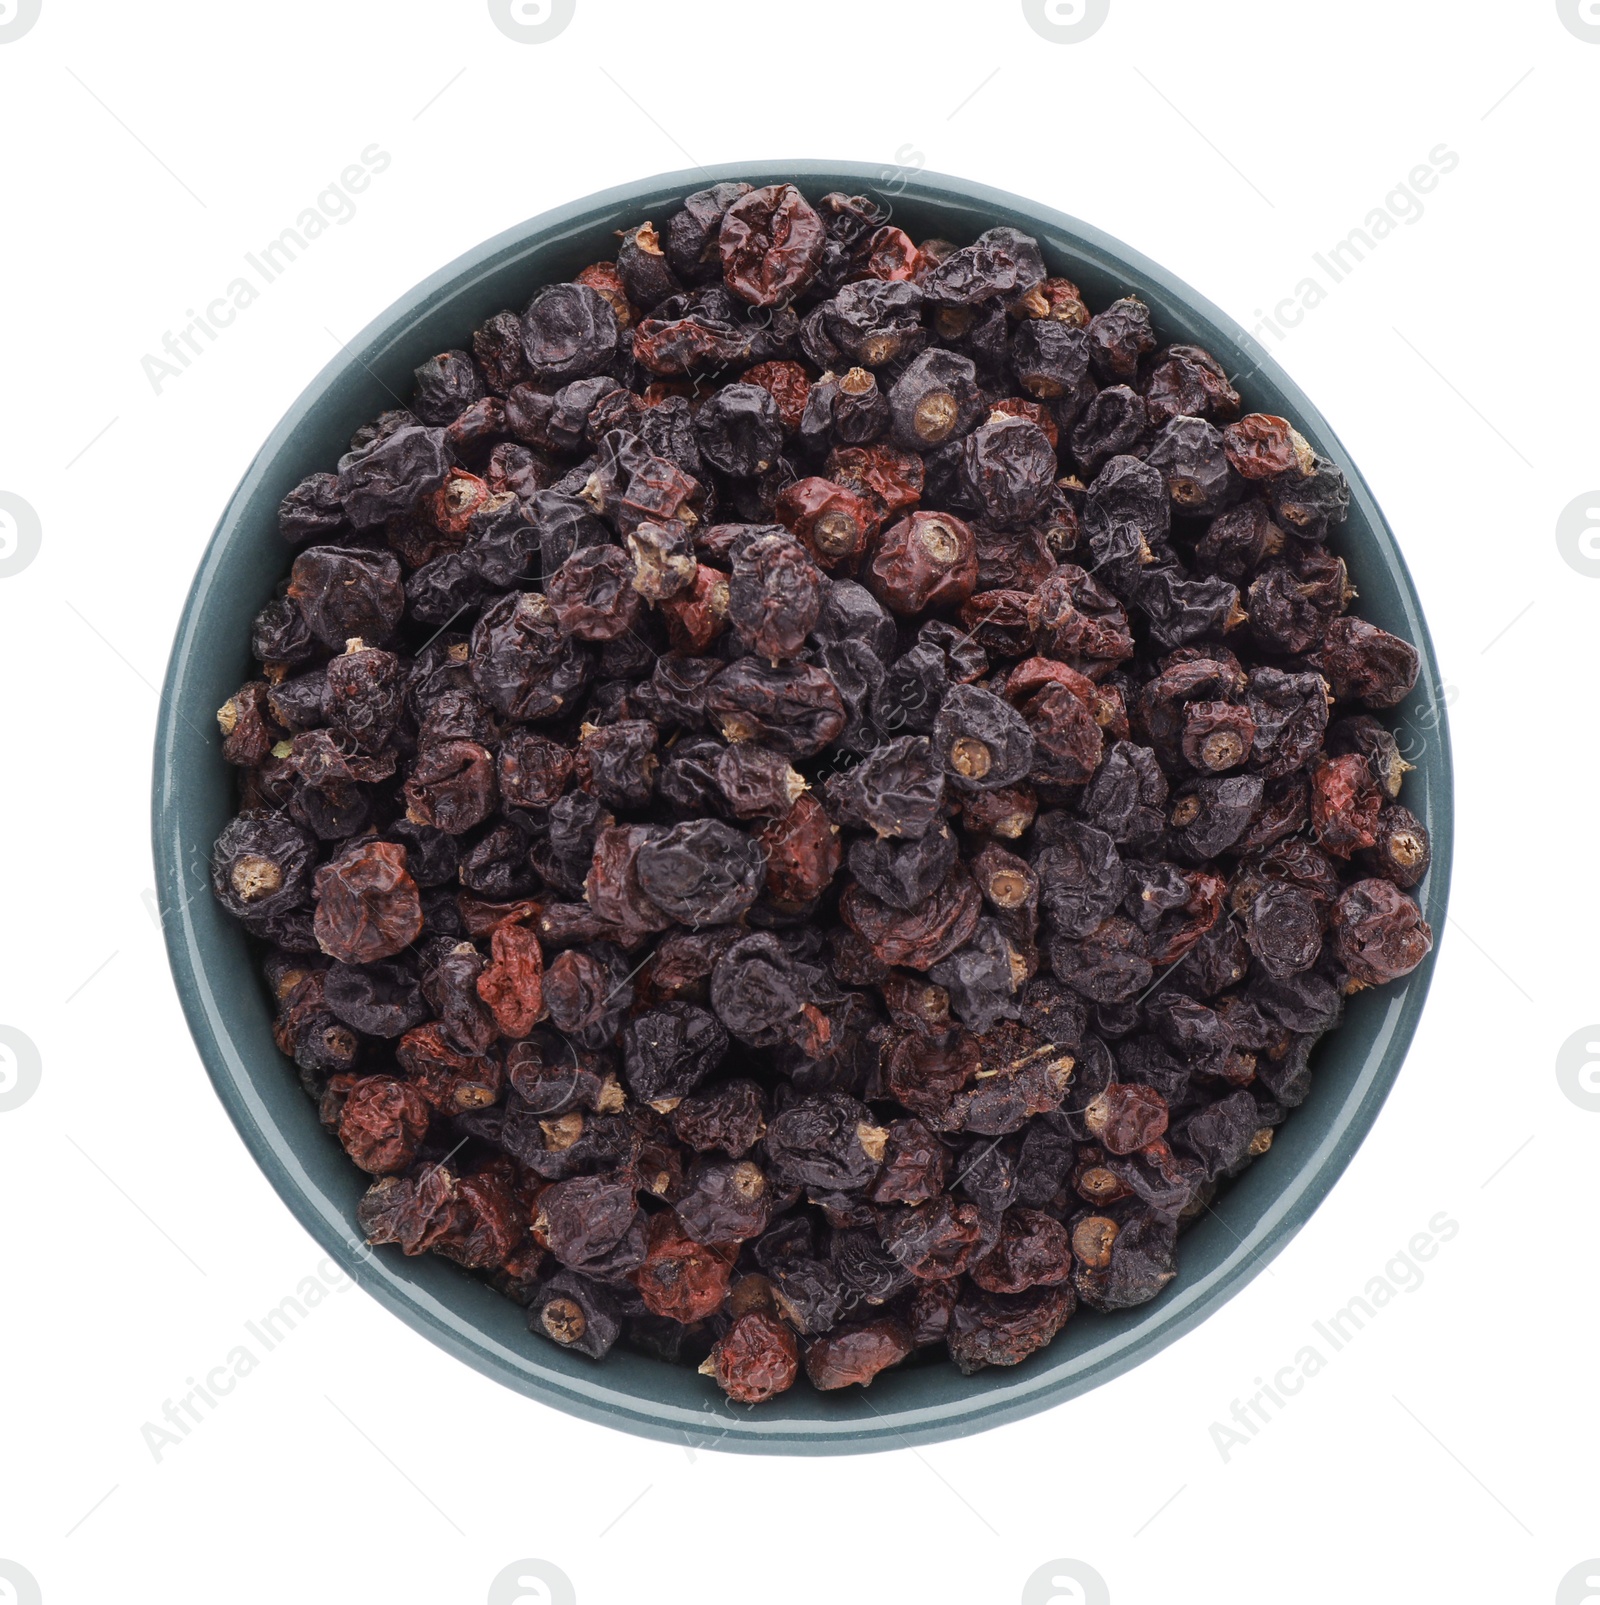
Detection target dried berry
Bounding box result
[717,187,825,305]
[1146,415,1239,516]
[840,865,982,971]
[695,382,784,478]
[289,546,406,646]
[1360,804,1431,889]
[529,1272,623,1360]
[934,684,1035,791]
[888,349,984,451]
[1087,296,1157,380]
[703,1310,800,1402]
[636,819,766,926]
[705,658,846,758]
[1315,616,1421,708]
[947,1285,1075,1373]
[522,282,620,380]
[547,545,643,642]
[728,531,824,660]
[971,1209,1074,1294]
[757,792,841,905]
[1330,879,1433,986]
[476,922,546,1037]
[804,1321,912,1390]
[335,429,453,530]
[211,811,317,934]
[1142,344,1241,426]
[961,414,1057,526]
[867,510,979,615]
[1311,753,1382,858]
[404,741,497,835]
[711,934,828,1052]
[776,476,879,571]
[919,227,1044,308]
[671,1079,766,1157]
[1011,318,1092,403]
[824,736,946,839]
[313,840,423,964]
[632,1213,734,1322]
[766,1093,885,1193]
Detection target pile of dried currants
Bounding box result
[210,181,1433,1403]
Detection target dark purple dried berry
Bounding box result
[522,282,620,381]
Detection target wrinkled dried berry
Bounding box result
[713,936,829,1055]
[703,1310,800,1402]
[718,184,826,307]
[636,819,766,927]
[888,348,984,451]
[706,657,846,758]
[728,531,824,660]
[522,282,619,380]
[867,510,978,615]
[804,1320,912,1390]
[1330,878,1433,986]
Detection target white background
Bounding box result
[1,2,1595,1601]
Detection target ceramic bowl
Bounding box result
[153,161,1452,1453]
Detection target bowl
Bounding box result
[153,161,1453,1454]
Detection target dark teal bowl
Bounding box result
[153,162,1452,1454]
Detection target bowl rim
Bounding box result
[153,159,1453,1454]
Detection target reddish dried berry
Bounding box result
[1315,616,1421,708]
[703,1310,800,1402]
[718,184,826,306]
[741,359,811,432]
[632,1213,735,1322]
[827,442,925,518]
[404,741,497,835]
[775,477,879,571]
[970,1210,1075,1294]
[1311,753,1382,858]
[756,792,841,905]
[337,1076,431,1175]
[867,510,978,615]
[1223,413,1312,480]
[804,1321,913,1390]
[661,563,732,654]
[1330,879,1433,986]
[475,922,545,1037]
[1082,1083,1170,1155]
[313,840,423,964]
